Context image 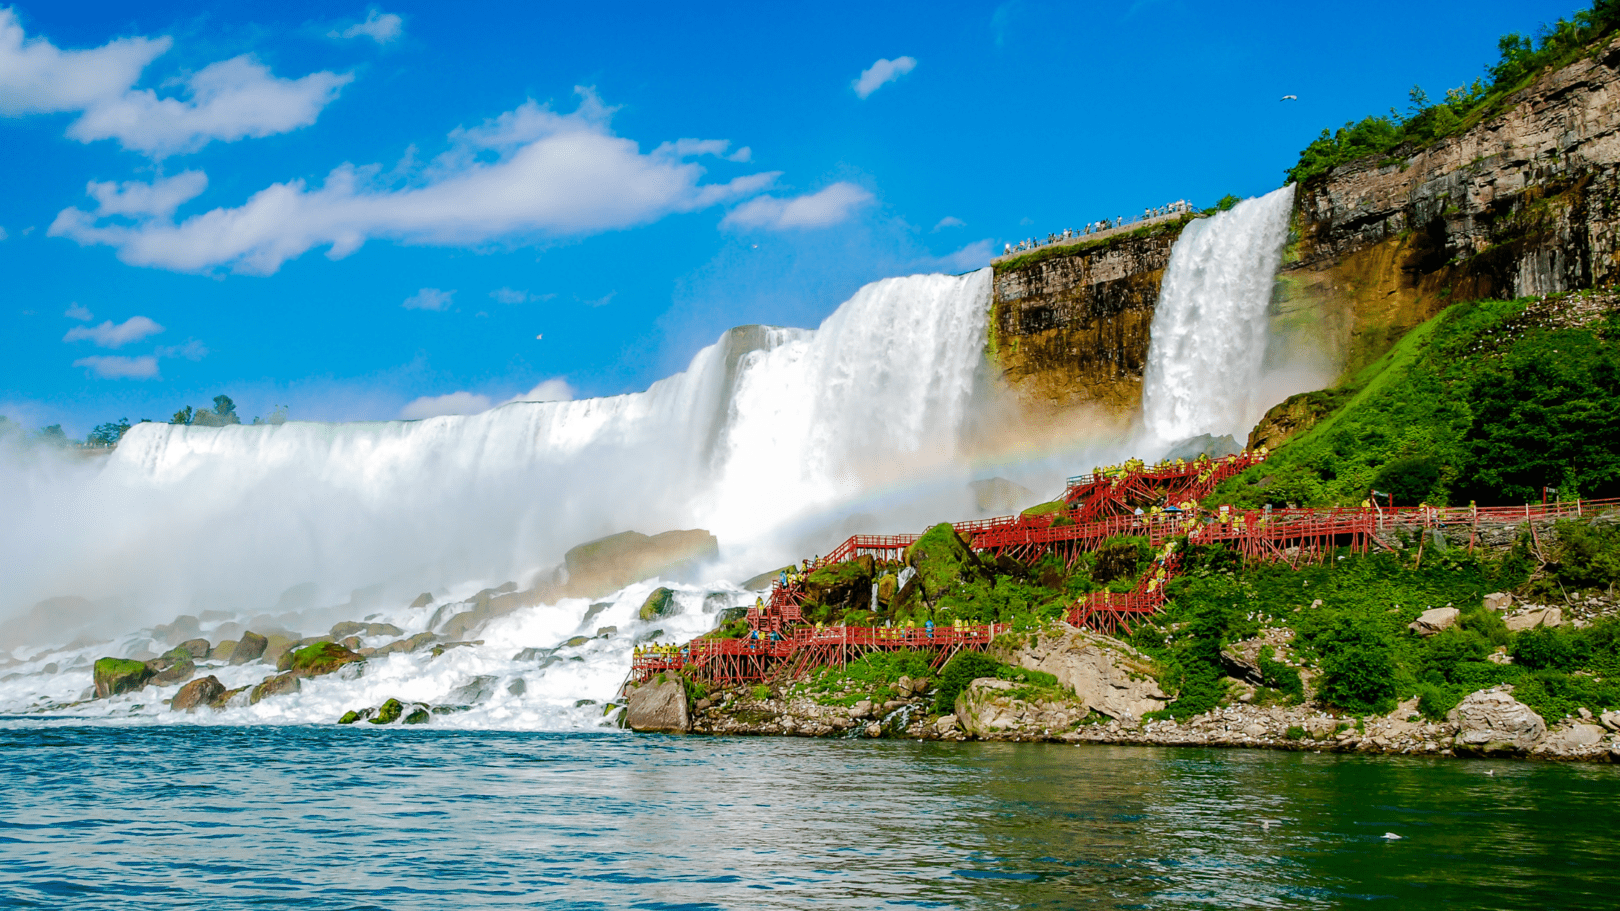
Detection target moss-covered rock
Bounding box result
[281,641,364,677]
[402,704,431,724]
[369,697,404,724]
[804,555,877,616]
[903,523,990,604]
[638,587,677,621]
[93,657,153,698]
[149,647,197,686]
[338,707,374,724]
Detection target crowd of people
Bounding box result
[1001,200,1194,256]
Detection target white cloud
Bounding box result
[721,182,873,231]
[853,56,916,99]
[64,303,93,320]
[920,239,994,274]
[84,171,207,219]
[932,215,965,231]
[156,339,208,360]
[504,377,574,404]
[51,91,781,274]
[63,315,164,348]
[0,10,350,156]
[331,8,404,44]
[399,391,491,419]
[402,288,453,311]
[727,146,752,163]
[73,354,159,379]
[0,226,7,240]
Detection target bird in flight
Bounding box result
[1281,94,1298,101]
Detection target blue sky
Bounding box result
[0,0,1583,434]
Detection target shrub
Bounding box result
[934,652,1006,714]
[1258,648,1304,700]
[1313,616,1397,714]
[1513,626,1579,671]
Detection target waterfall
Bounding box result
[1,269,992,641]
[1141,185,1296,443]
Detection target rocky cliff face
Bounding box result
[1286,37,1620,375]
[989,218,1191,417]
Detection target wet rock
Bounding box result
[1450,689,1547,754]
[209,640,237,661]
[638,587,677,622]
[563,529,719,599]
[410,592,435,608]
[338,707,373,724]
[596,626,618,637]
[340,636,363,650]
[580,601,613,628]
[563,636,591,648]
[370,632,437,658]
[935,714,959,733]
[402,704,431,724]
[446,675,498,705]
[171,675,225,712]
[1483,592,1513,612]
[279,641,364,677]
[329,621,405,639]
[507,678,527,696]
[178,638,212,660]
[624,677,690,733]
[93,657,153,698]
[230,631,269,665]
[1408,607,1460,637]
[430,640,482,658]
[513,646,555,662]
[849,699,874,719]
[865,722,883,738]
[250,672,300,704]
[148,648,197,686]
[371,697,405,724]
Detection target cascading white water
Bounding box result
[0,268,993,726]
[1141,185,1296,443]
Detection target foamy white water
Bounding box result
[1141,185,1296,442]
[0,269,994,726]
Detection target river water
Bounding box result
[3,726,1615,910]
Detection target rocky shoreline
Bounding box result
[623,619,1620,763]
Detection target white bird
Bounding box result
[535,334,543,340]
[1383,832,1403,840]
[1261,820,1272,831]
[1485,769,1496,776]
[1281,94,1298,101]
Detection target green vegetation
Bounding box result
[930,651,1063,714]
[1287,2,1620,184]
[92,657,152,698]
[1208,294,1620,508]
[1123,536,1620,724]
[282,641,363,675]
[993,215,1195,271]
[795,650,935,707]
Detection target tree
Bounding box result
[171,406,193,425]
[1313,616,1397,713]
[34,424,70,447]
[86,418,132,449]
[192,395,241,427]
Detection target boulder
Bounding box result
[329,621,405,639]
[249,672,300,704]
[171,675,225,712]
[148,649,196,686]
[1601,710,1620,733]
[230,631,269,665]
[802,555,877,614]
[338,707,373,724]
[901,524,991,605]
[953,677,1081,738]
[402,704,431,724]
[410,592,435,608]
[992,622,1167,720]
[1408,607,1460,637]
[93,657,153,698]
[370,697,405,724]
[638,587,678,622]
[563,529,720,599]
[178,638,212,659]
[280,641,364,677]
[1482,592,1513,612]
[373,632,437,658]
[1505,607,1563,631]
[1534,723,1607,758]
[624,677,690,733]
[209,640,237,661]
[1449,689,1547,754]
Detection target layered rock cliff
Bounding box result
[1285,36,1620,374]
[989,217,1192,416]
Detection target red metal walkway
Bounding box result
[631,450,1618,687]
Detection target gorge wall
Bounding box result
[1285,36,1620,375]
[988,217,1192,418]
